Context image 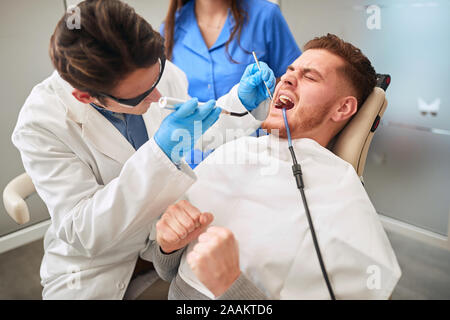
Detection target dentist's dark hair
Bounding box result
[49,0,164,102]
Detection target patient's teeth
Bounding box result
[276,94,295,110]
[279,95,293,104]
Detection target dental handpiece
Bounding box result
[158,97,249,117]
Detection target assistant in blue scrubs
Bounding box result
[161,0,301,102]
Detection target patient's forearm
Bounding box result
[148,240,185,282]
[216,273,268,300]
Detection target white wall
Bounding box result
[0,0,65,239]
[123,0,170,31]
[280,0,450,248]
[66,0,169,31]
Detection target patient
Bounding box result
[143,34,401,299]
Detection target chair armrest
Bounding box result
[2,173,36,224]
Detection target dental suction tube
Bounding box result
[282,107,336,300]
[158,97,249,117]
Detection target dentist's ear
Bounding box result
[331,96,358,122]
[72,89,96,104]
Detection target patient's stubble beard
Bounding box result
[261,100,332,139]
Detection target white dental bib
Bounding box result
[178,135,401,299]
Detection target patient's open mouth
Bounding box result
[274,95,294,110]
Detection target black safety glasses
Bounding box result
[98,56,166,108]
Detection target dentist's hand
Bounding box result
[156,200,214,254]
[154,98,221,163]
[238,61,275,111]
[187,226,241,297]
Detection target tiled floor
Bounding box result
[387,231,450,300]
[0,238,170,300]
[0,231,449,300]
[0,238,44,299]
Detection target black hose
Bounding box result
[289,149,336,300]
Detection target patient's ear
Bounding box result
[331,96,357,122]
[72,89,96,104]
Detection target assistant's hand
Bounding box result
[238,61,275,111]
[154,98,221,163]
[187,226,241,297]
[156,200,214,254]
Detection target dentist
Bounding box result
[11,0,274,299]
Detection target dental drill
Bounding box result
[158,96,249,117]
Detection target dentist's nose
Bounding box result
[144,88,162,104]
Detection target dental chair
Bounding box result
[2,74,391,225]
[330,74,390,179]
[3,172,35,225]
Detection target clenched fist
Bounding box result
[156,200,214,254]
[187,226,241,297]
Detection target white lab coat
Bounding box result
[11,61,263,299]
[177,135,402,299]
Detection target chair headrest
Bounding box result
[331,87,388,177]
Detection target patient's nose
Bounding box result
[281,73,297,89]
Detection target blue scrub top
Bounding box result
[160,0,301,102]
[91,104,149,151]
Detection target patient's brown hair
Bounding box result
[49,0,163,102]
[304,33,377,108]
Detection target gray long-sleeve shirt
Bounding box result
[147,241,268,299]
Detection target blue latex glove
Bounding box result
[185,148,214,169]
[238,61,275,111]
[154,98,221,164]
